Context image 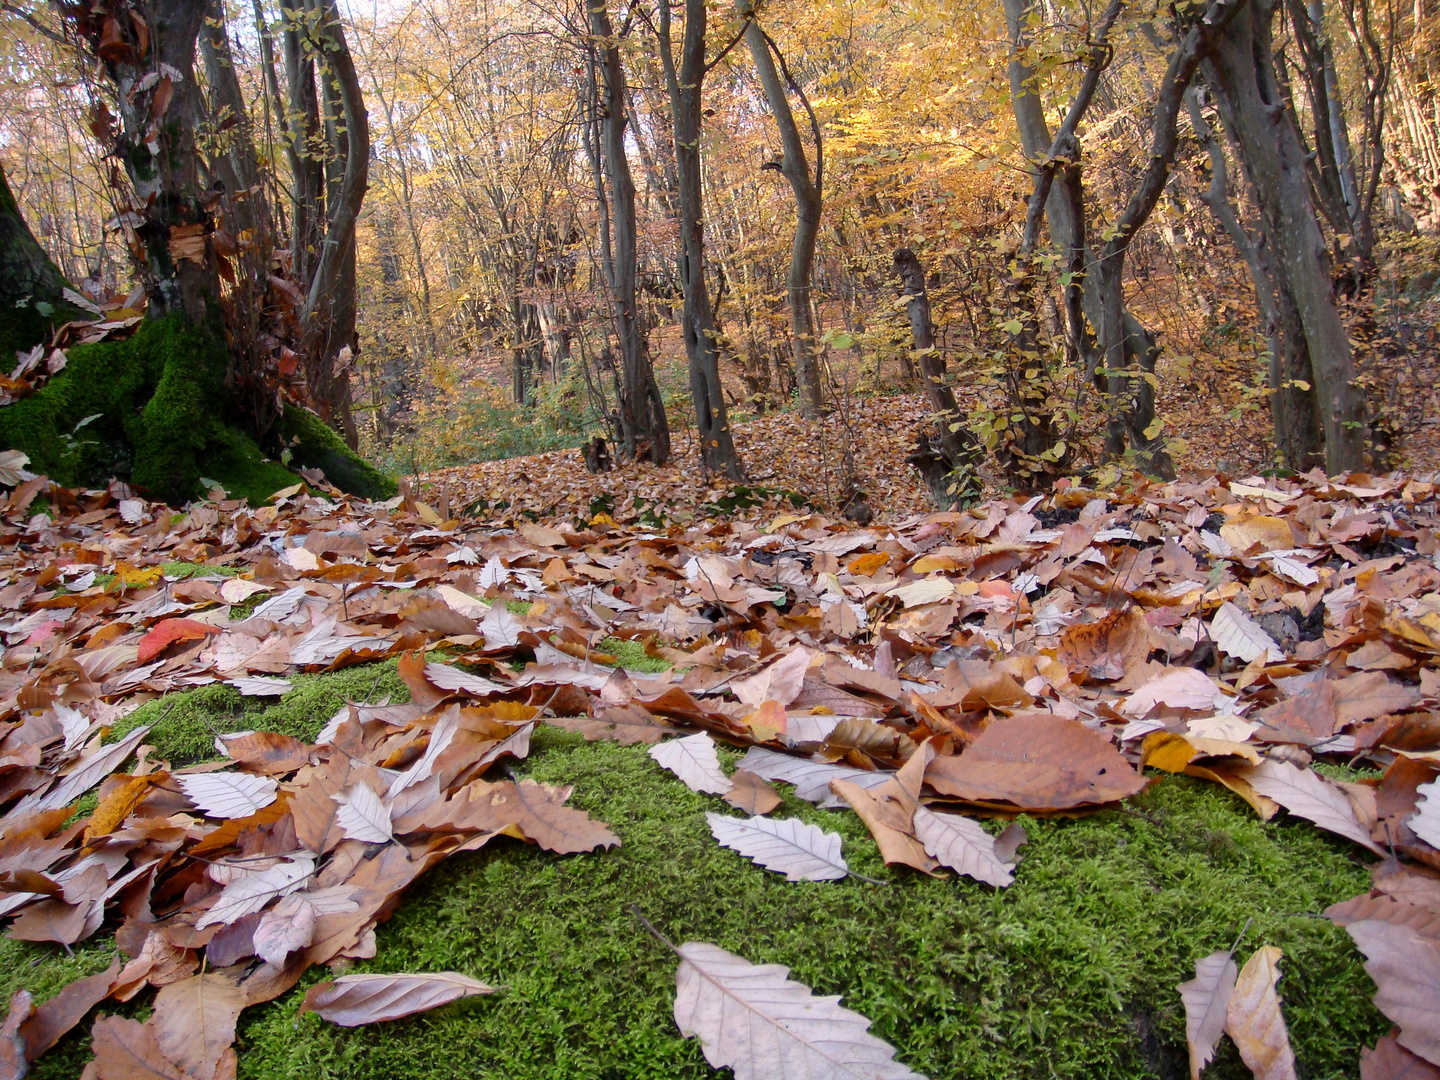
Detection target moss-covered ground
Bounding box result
[1,660,1386,1080]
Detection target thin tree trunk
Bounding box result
[740,0,824,419]
[658,0,743,479]
[587,0,670,464]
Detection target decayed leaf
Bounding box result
[724,769,783,816]
[673,941,926,1080]
[176,772,278,819]
[1177,951,1237,1080]
[1210,602,1281,663]
[151,973,245,1080]
[1224,946,1297,1080]
[333,783,393,844]
[925,713,1147,810]
[1239,759,1385,854]
[912,806,1013,887]
[299,971,494,1026]
[648,732,731,795]
[252,894,319,966]
[706,812,849,882]
[1346,919,1440,1066]
[1122,667,1225,717]
[1056,606,1150,680]
[736,747,897,808]
[547,707,673,745]
[1361,1034,1440,1079]
[196,853,315,928]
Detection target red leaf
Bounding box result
[136,619,221,664]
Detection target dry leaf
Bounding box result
[724,769,783,816]
[1239,759,1385,854]
[1361,1034,1440,1079]
[299,971,494,1026]
[648,732,731,796]
[1178,951,1237,1080]
[1346,920,1440,1066]
[912,806,1014,887]
[333,783,393,844]
[673,941,926,1079]
[176,772,278,819]
[706,812,850,882]
[1210,603,1280,663]
[1224,946,1297,1080]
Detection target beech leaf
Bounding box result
[1210,602,1280,663]
[706,812,850,881]
[1346,919,1440,1067]
[176,772,279,819]
[333,783,394,844]
[1224,946,1297,1080]
[1239,759,1385,854]
[1178,951,1237,1080]
[649,732,731,795]
[299,972,494,1026]
[912,806,1014,887]
[673,940,927,1079]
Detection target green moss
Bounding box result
[598,637,672,673]
[204,425,299,505]
[279,404,397,501]
[1,663,1386,1080]
[504,600,534,616]
[109,659,410,766]
[0,316,229,503]
[160,561,241,580]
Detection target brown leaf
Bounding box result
[1331,672,1424,727]
[1238,759,1385,854]
[1361,1034,1440,1080]
[298,971,493,1027]
[723,769,782,816]
[1327,893,1440,942]
[546,707,673,745]
[1,990,31,1079]
[19,959,120,1063]
[1056,607,1150,681]
[89,1014,186,1080]
[1224,945,1297,1080]
[1346,920,1440,1067]
[216,732,312,775]
[830,777,938,874]
[1253,681,1339,746]
[925,713,1148,810]
[149,974,244,1080]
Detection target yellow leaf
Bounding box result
[1225,947,1297,1080]
[846,552,890,576]
[910,554,959,574]
[86,773,162,840]
[744,700,787,742]
[1142,732,1198,773]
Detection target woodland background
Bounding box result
[4,0,1440,510]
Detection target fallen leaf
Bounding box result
[723,769,782,816]
[1210,603,1280,663]
[299,971,494,1026]
[673,940,926,1079]
[706,812,850,882]
[176,772,278,819]
[136,619,221,664]
[1239,759,1385,854]
[1056,606,1150,681]
[1361,1034,1440,1079]
[1224,945,1297,1080]
[89,1014,186,1080]
[648,732,731,796]
[913,806,1014,887]
[151,973,245,1080]
[1346,920,1440,1067]
[333,783,393,844]
[1178,950,1237,1080]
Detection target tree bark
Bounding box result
[1186,87,1325,469]
[0,161,80,361]
[739,0,825,419]
[1204,0,1369,472]
[658,0,744,479]
[588,0,670,465]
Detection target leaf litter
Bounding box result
[0,467,1434,1073]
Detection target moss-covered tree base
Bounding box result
[0,316,395,504]
[5,657,1387,1080]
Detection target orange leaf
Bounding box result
[136,618,220,663]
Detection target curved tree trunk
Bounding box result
[658,0,743,479]
[0,162,80,362]
[1203,0,1369,472]
[740,0,824,419]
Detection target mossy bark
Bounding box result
[0,315,395,504]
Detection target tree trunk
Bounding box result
[588,0,670,465]
[740,1,825,419]
[659,0,744,479]
[1204,0,1369,472]
[1186,87,1325,469]
[0,162,80,362]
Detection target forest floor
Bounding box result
[0,455,1435,1078]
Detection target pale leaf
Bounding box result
[706,812,849,881]
[299,972,494,1026]
[333,783,394,844]
[1409,779,1440,850]
[251,893,319,966]
[1210,602,1280,663]
[1178,951,1237,1080]
[737,746,892,808]
[1224,946,1297,1080]
[196,853,315,928]
[731,649,813,710]
[674,941,927,1079]
[227,676,292,697]
[176,772,279,819]
[1346,919,1440,1066]
[649,732,732,795]
[912,806,1014,887]
[386,708,459,800]
[1239,759,1385,854]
